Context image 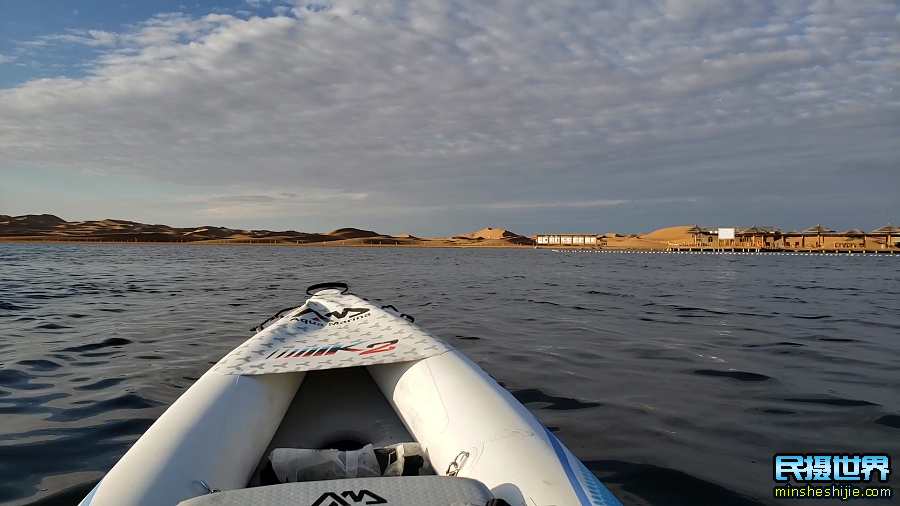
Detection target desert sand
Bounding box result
[0,215,536,248]
[3,215,892,251]
[598,225,693,250]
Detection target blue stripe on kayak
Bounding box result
[78,479,102,506]
[544,425,593,506]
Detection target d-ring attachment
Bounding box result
[446,451,470,476]
[306,282,349,295]
[199,480,219,494]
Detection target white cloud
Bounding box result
[0,0,897,233]
[171,187,369,220]
[0,54,10,64]
[31,29,119,47]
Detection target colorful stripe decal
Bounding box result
[544,425,592,506]
[543,426,622,506]
[78,479,102,506]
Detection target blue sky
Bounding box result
[1,1,897,235]
[0,1,280,87]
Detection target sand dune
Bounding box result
[642,226,693,241]
[326,228,385,239]
[458,227,521,240]
[0,215,538,247]
[587,225,694,250]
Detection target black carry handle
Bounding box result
[381,304,415,323]
[253,282,348,332]
[251,305,299,332]
[306,282,349,295]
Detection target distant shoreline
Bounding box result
[0,237,538,248]
[0,215,537,248]
[2,237,896,254]
[2,215,897,253]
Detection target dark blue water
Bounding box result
[1,244,898,505]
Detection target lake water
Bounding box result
[1,244,898,505]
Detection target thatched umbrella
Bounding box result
[802,224,834,249]
[685,225,703,247]
[871,223,900,250]
[782,230,800,248]
[754,226,780,248]
[840,229,867,250]
[740,225,764,248]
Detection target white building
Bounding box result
[535,235,598,246]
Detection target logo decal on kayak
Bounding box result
[266,339,399,360]
[291,307,370,327]
[311,490,386,506]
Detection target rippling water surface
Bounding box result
[1,244,898,505]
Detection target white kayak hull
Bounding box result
[80,286,621,506]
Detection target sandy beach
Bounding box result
[2,216,895,252]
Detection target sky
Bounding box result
[0,0,897,236]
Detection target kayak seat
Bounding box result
[263,442,432,484]
[177,476,495,506]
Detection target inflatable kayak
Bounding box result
[79,282,622,506]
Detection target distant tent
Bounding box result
[801,224,834,249]
[779,230,802,248]
[870,223,900,250]
[739,225,765,235]
[738,225,757,248]
[802,224,835,234]
[684,225,704,246]
[871,223,900,234]
[841,229,868,249]
[684,225,704,235]
[737,225,779,248]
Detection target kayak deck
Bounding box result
[210,291,452,376]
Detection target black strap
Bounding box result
[250,305,299,332]
[381,305,415,323]
[306,282,349,295]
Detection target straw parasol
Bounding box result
[871,223,900,250]
[802,224,834,249]
[739,226,763,248]
[685,225,704,246]
[740,226,779,248]
[841,229,868,249]
[781,230,798,247]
